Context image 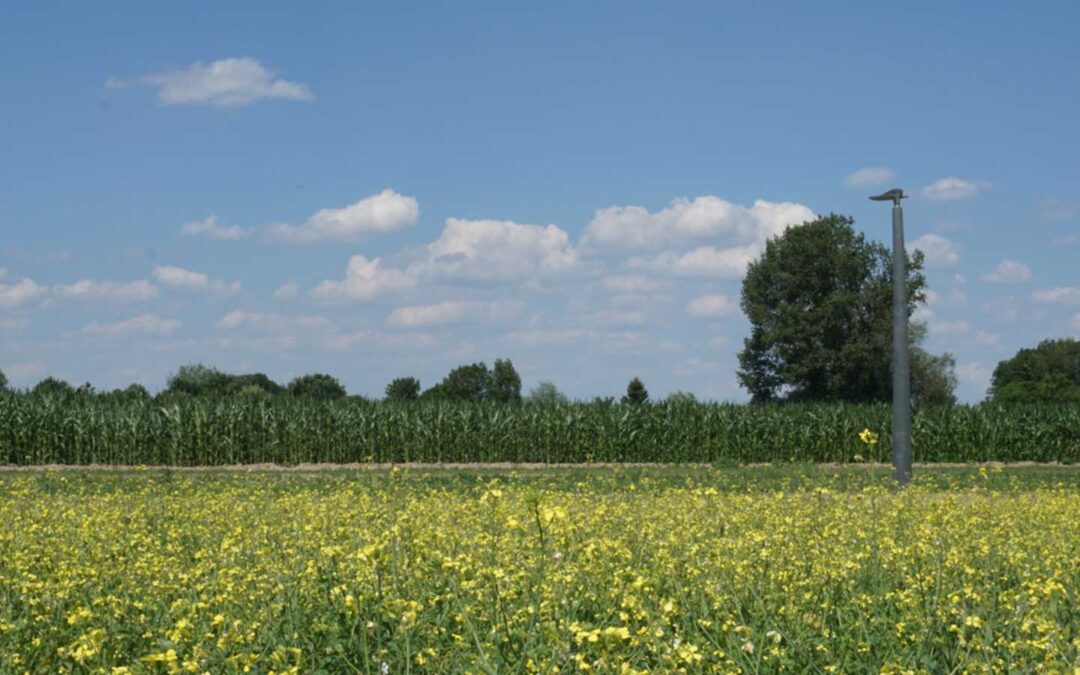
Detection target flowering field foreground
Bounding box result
[1,467,1078,673]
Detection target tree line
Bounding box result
[1,214,1077,405]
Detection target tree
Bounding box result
[0,368,7,391]
[665,390,698,405]
[288,373,347,400]
[32,377,74,396]
[909,323,957,406]
[526,381,569,405]
[737,213,934,403]
[424,363,492,402]
[490,358,522,403]
[166,364,232,397]
[228,373,283,396]
[621,377,649,405]
[989,338,1080,403]
[385,377,421,401]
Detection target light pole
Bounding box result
[870,188,912,486]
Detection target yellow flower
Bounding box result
[859,428,879,445]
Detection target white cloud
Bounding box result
[843,167,895,188]
[1031,287,1080,305]
[122,57,313,107]
[920,177,988,201]
[53,279,157,302]
[386,300,520,328]
[627,244,760,278]
[425,218,578,280]
[273,282,299,301]
[980,259,1031,284]
[320,330,437,352]
[268,189,419,243]
[0,277,47,309]
[83,313,180,337]
[932,320,970,334]
[311,256,415,301]
[686,294,736,318]
[583,196,814,251]
[600,274,672,295]
[215,310,334,333]
[153,266,241,296]
[181,215,253,241]
[909,233,959,268]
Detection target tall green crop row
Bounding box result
[0,391,1077,465]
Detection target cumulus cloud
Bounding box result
[582,196,814,251]
[116,57,313,107]
[909,233,959,268]
[686,294,736,318]
[1031,287,1080,305]
[153,266,241,296]
[310,256,415,301]
[920,177,988,201]
[268,189,419,243]
[843,167,895,188]
[273,282,299,300]
[181,215,253,241]
[386,300,521,328]
[980,259,1031,284]
[627,244,760,278]
[82,313,180,337]
[424,218,578,280]
[0,277,47,309]
[53,279,158,302]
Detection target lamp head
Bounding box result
[869,188,906,205]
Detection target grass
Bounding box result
[1,465,1078,672]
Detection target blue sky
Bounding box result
[2,1,1078,402]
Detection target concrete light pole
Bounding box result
[870,188,912,486]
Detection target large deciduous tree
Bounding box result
[990,338,1080,403]
[738,213,953,404]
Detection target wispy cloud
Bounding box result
[980,259,1031,284]
[83,314,180,337]
[111,57,313,107]
[181,215,253,241]
[843,167,895,188]
[920,177,988,201]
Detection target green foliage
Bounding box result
[0,368,7,391]
[287,373,347,400]
[991,338,1080,403]
[32,377,74,396]
[423,359,522,403]
[228,373,283,396]
[665,390,699,405]
[165,364,233,397]
[738,213,930,403]
[385,377,421,401]
[911,347,958,406]
[1,395,1078,465]
[491,358,522,403]
[526,381,569,405]
[621,377,649,405]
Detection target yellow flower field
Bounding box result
[0,467,1078,673]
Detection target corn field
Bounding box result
[0,392,1078,465]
